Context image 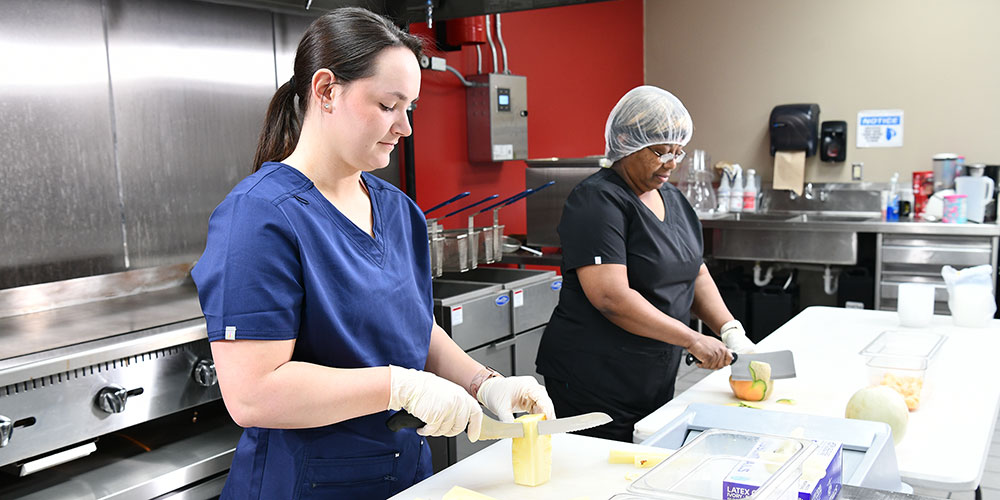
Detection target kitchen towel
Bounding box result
[773,150,806,196]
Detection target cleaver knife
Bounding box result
[685,350,797,380]
[386,409,612,440]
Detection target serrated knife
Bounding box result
[386,410,612,440]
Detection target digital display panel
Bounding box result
[497,88,511,112]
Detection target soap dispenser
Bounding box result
[820,121,847,162]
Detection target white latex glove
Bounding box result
[388,365,483,440]
[476,375,556,423]
[720,319,756,354]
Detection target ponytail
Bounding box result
[251,7,423,173]
[252,79,301,173]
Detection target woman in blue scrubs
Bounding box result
[535,86,756,442]
[192,8,554,499]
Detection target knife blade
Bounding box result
[385,410,612,440]
[730,351,796,380]
[684,351,796,380]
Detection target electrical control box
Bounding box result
[466,73,527,162]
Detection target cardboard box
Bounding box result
[723,440,842,500]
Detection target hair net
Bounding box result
[604,85,693,163]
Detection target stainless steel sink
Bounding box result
[721,213,798,222]
[792,213,880,223]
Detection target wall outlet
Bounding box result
[851,163,863,181]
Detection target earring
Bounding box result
[324,103,330,109]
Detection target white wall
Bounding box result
[645,0,1000,184]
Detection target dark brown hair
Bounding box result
[252,7,423,172]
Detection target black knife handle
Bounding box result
[386,409,427,432]
[685,352,738,366]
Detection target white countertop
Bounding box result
[389,433,672,500]
[634,306,1000,492]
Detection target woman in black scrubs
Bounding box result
[535,85,757,442]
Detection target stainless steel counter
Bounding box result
[840,485,937,500]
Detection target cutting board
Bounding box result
[389,433,674,500]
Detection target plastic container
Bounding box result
[743,169,759,213]
[942,194,968,223]
[932,153,959,191]
[729,166,744,214]
[717,174,731,214]
[859,330,947,361]
[955,169,995,223]
[866,355,927,411]
[896,283,935,327]
[625,429,815,500]
[885,173,900,221]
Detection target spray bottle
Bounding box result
[886,172,900,222]
[716,171,731,213]
[729,164,744,213]
[743,169,759,213]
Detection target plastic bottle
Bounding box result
[729,165,744,213]
[743,169,758,213]
[886,172,900,221]
[729,167,743,214]
[716,173,731,213]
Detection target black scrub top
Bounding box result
[536,168,704,414]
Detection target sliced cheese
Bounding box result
[442,485,500,500]
[608,449,672,466]
[511,413,552,486]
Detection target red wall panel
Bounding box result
[409,0,643,235]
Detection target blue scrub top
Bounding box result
[192,162,434,499]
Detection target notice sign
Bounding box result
[857,109,904,148]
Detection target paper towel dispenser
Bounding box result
[769,103,820,157]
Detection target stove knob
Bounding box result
[193,359,217,387]
[96,385,128,414]
[0,415,11,447]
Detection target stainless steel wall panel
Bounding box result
[274,13,317,86]
[0,0,125,289]
[105,0,276,268]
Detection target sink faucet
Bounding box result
[804,183,815,200]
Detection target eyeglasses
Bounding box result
[647,147,686,164]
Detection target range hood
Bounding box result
[192,0,611,23]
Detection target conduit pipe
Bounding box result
[495,14,510,73]
[484,14,498,73]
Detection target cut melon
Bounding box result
[442,485,499,500]
[729,360,772,401]
[511,414,552,486]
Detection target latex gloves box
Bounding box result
[620,429,821,500]
[723,440,843,500]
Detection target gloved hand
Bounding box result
[720,319,756,354]
[476,375,556,423]
[388,365,483,440]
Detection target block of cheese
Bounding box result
[442,485,499,500]
[511,413,552,486]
